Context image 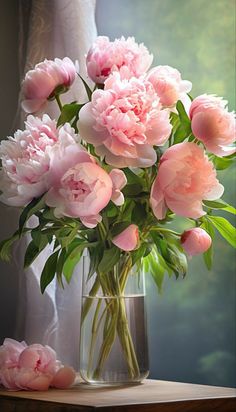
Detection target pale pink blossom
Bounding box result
[86,36,153,84]
[181,227,212,256]
[0,339,27,370]
[45,161,113,228]
[150,142,224,220]
[79,72,172,168]
[190,94,236,156]
[112,224,139,251]
[0,115,78,207]
[0,339,76,391]
[146,65,192,109]
[109,169,127,206]
[22,57,77,113]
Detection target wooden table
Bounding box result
[0,379,235,412]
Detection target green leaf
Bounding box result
[88,245,103,279]
[78,74,92,100]
[31,229,48,249]
[123,168,144,186]
[167,244,188,278]
[201,219,215,270]
[19,194,45,236]
[24,235,48,268]
[0,228,29,261]
[144,248,165,293]
[173,123,190,144]
[212,155,234,170]
[122,183,143,197]
[56,226,78,248]
[98,246,120,273]
[203,199,236,215]
[207,216,236,248]
[63,241,87,283]
[57,103,83,127]
[121,199,135,221]
[176,100,191,125]
[110,221,131,238]
[132,203,147,225]
[40,250,59,293]
[131,243,148,265]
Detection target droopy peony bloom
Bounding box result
[190,94,235,156]
[112,224,139,251]
[109,169,127,206]
[146,65,192,108]
[79,72,172,168]
[0,339,76,391]
[0,115,78,207]
[181,227,212,256]
[22,57,77,113]
[86,36,153,84]
[45,161,113,228]
[150,142,224,219]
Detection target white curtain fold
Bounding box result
[14,0,97,368]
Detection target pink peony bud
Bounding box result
[181,227,212,256]
[112,224,139,251]
[21,57,77,113]
[190,94,235,157]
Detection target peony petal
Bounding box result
[51,366,76,389]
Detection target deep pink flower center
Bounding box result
[61,174,94,202]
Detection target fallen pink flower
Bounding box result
[0,339,76,391]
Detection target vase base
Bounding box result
[79,370,149,386]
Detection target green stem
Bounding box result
[87,298,102,378]
[55,94,63,111]
[81,276,100,324]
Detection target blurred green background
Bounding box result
[96,0,236,387]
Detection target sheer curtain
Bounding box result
[14,0,97,369]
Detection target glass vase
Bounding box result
[79,254,149,385]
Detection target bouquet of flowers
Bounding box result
[0,36,235,383]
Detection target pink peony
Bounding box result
[109,169,127,206]
[0,339,76,391]
[45,161,113,228]
[190,94,235,156]
[86,36,153,84]
[146,65,192,108]
[0,115,78,207]
[150,142,224,219]
[79,72,172,168]
[181,227,212,256]
[112,224,139,251]
[0,339,27,370]
[21,57,77,113]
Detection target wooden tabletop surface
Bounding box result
[0,379,235,412]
